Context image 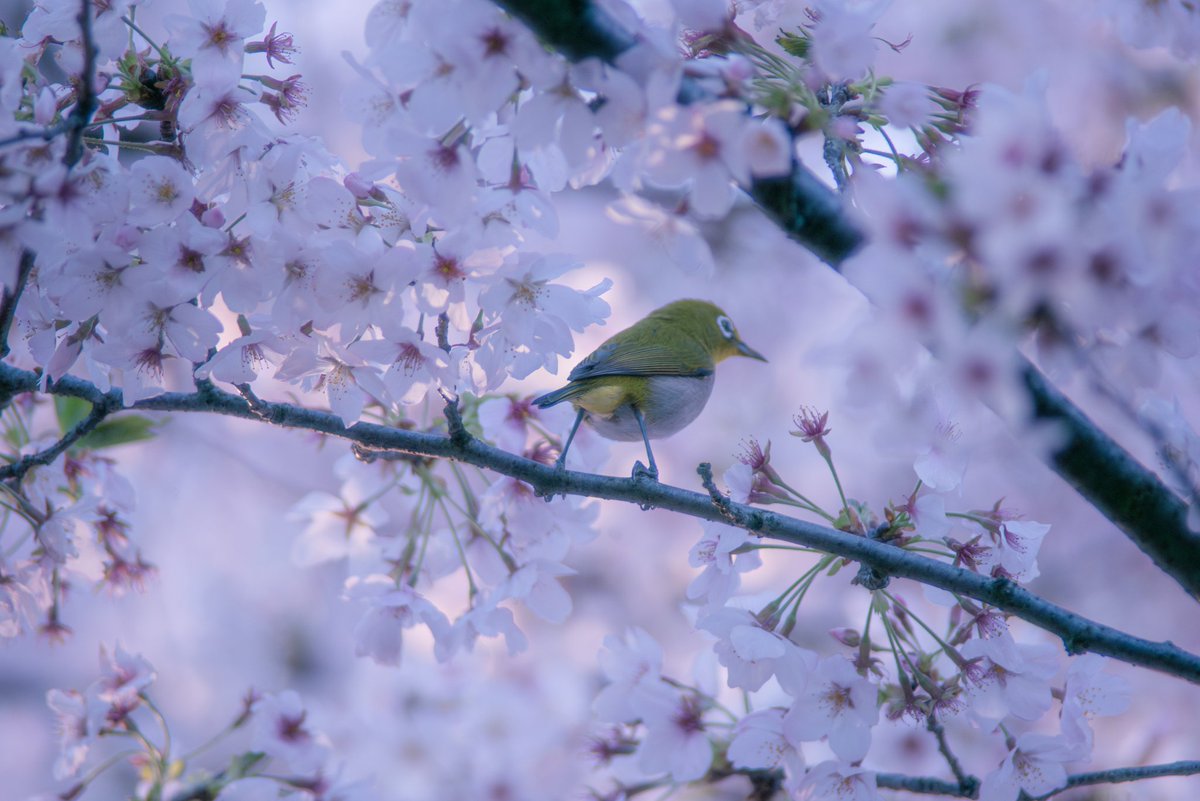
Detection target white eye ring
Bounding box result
[717,315,735,339]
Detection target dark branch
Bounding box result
[487,0,1200,602]
[0,251,35,360]
[927,713,978,797]
[876,771,973,797]
[1031,760,1200,801]
[64,0,100,168]
[491,0,865,267]
[2,362,1199,685]
[1023,364,1200,600]
[0,395,115,482]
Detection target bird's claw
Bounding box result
[632,461,659,482]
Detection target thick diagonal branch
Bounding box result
[2,362,1198,685]
[489,0,1200,600]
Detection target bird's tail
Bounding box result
[531,384,581,408]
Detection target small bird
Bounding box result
[532,299,766,479]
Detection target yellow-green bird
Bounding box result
[532,299,767,479]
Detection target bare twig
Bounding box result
[2,362,1198,685]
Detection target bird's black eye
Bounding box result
[717,315,735,339]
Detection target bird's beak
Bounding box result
[736,339,767,362]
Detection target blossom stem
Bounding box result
[882,590,955,655]
[120,15,175,64]
[141,694,172,765]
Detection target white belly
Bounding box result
[583,375,715,441]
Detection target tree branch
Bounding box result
[487,0,1200,601]
[0,396,115,483]
[2,362,1199,685]
[65,0,100,169]
[1023,364,1200,600]
[1031,760,1200,801]
[0,250,35,360]
[927,713,978,798]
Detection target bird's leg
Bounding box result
[555,408,585,471]
[631,406,659,481]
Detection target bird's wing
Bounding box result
[567,338,714,381]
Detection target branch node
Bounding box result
[440,389,472,447]
[852,523,893,590]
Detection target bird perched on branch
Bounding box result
[532,299,766,480]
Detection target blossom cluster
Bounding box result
[585,420,1131,801]
[3,0,1195,798]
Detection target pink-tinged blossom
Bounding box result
[604,195,715,277]
[351,322,458,406]
[127,157,196,227]
[166,0,267,89]
[698,607,815,692]
[90,643,156,711]
[783,655,879,762]
[250,690,332,774]
[913,419,969,492]
[686,521,761,607]
[478,396,540,453]
[593,628,664,723]
[197,327,288,385]
[794,761,882,801]
[138,213,228,296]
[46,688,107,780]
[642,100,754,218]
[959,634,1057,726]
[439,593,528,659]
[978,733,1073,801]
[106,289,223,364]
[402,234,507,330]
[503,559,575,623]
[741,118,792,177]
[286,458,390,567]
[275,337,388,425]
[90,333,173,405]
[727,708,805,775]
[1060,654,1131,752]
[342,575,451,666]
[636,686,713,783]
[981,519,1051,582]
[877,81,936,129]
[475,253,611,381]
[808,0,888,81]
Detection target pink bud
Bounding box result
[829,627,861,647]
[201,207,226,228]
[113,225,141,250]
[35,87,57,126]
[344,172,374,199]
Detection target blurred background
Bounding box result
[2,0,1199,798]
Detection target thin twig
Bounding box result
[927,713,978,797]
[2,361,1198,685]
[487,0,1200,603]
[65,0,100,168]
[0,396,114,483]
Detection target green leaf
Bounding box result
[777,31,811,59]
[55,396,93,433]
[75,416,158,451]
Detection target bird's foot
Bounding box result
[632,461,659,482]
